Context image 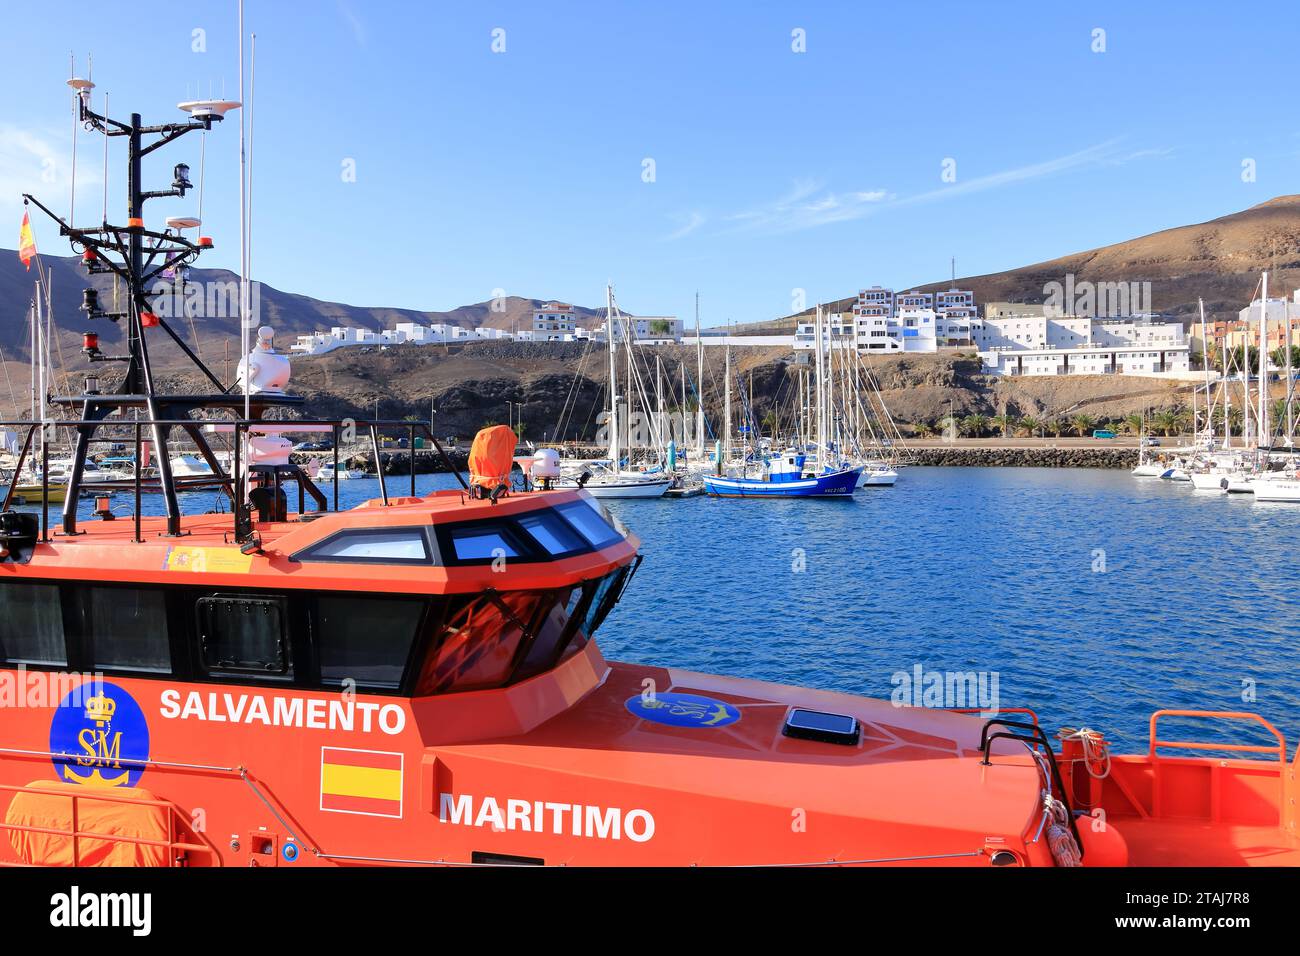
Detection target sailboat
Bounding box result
[555,285,670,499]
[704,306,861,497]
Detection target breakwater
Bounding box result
[904,446,1137,468]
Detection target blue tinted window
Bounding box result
[557,500,622,548]
[518,511,586,556]
[450,528,521,561]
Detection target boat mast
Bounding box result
[695,291,704,461]
[1198,299,1210,447]
[1258,271,1269,454]
[814,305,826,467]
[679,357,687,460]
[723,328,732,466]
[606,283,618,468]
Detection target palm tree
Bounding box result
[938,415,961,438]
[961,414,989,438]
[1069,413,1097,437]
[913,421,937,438]
[1121,412,1145,436]
[1016,415,1041,438]
[1044,418,1066,438]
[1150,410,1179,437]
[989,413,1014,438]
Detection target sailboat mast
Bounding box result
[1258,271,1270,451]
[814,305,825,464]
[606,283,618,467]
[723,331,732,465]
[1199,298,1212,447]
[1288,280,1295,444]
[695,292,704,459]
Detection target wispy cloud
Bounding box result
[672,139,1165,238]
[716,178,892,235]
[663,210,705,240]
[337,0,367,47]
[896,139,1127,207]
[0,123,99,213]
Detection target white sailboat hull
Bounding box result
[555,475,672,498]
[1252,480,1300,502]
[1188,472,1228,492]
[857,468,899,487]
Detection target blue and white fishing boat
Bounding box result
[703,452,861,498]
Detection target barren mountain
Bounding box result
[745,195,1300,332]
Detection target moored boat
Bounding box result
[703,451,860,498]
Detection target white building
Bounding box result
[601,316,683,344]
[973,315,1190,376]
[290,322,511,355]
[532,302,577,340]
[794,284,977,354]
[794,313,857,351]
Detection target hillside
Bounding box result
[0,251,606,364]
[750,195,1300,331]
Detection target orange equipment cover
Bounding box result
[5,781,170,866]
[468,425,517,490]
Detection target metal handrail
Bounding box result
[0,781,214,866]
[1,415,467,542]
[1148,710,1289,824]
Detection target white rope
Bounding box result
[1060,726,1111,779]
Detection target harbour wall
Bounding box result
[904,446,1138,468]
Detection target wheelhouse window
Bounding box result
[415,592,549,694]
[513,587,586,680]
[295,528,430,564]
[0,582,66,667]
[517,510,587,557]
[439,522,533,564]
[84,586,170,674]
[556,500,624,548]
[315,595,424,689]
[196,595,292,677]
[581,567,630,636]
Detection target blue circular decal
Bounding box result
[625,692,741,729]
[49,681,150,789]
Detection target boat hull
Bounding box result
[703,467,861,497]
[568,478,672,499]
[1251,479,1300,502]
[1188,472,1228,491]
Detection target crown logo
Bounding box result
[85,694,115,727]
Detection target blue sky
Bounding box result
[2,1,1296,326]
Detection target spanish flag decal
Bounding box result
[18,211,37,271]
[320,747,404,818]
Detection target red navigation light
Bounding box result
[81,249,96,268]
[140,312,160,328]
[197,236,213,248]
[127,217,144,230]
[82,332,100,351]
[94,496,114,520]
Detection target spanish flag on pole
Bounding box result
[18,210,37,271]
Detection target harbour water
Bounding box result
[72,466,1300,750]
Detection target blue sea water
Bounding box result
[594,468,1300,753]
[65,466,1300,752]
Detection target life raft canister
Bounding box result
[468,424,518,494]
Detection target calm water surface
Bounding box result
[70,466,1300,750]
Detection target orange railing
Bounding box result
[1148,710,1289,823]
[0,782,214,867]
